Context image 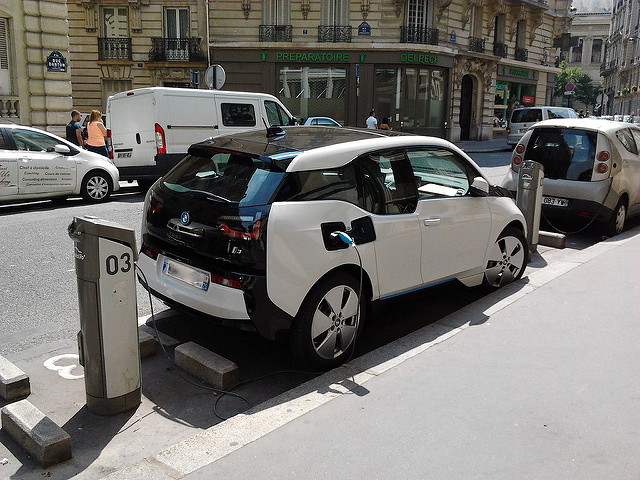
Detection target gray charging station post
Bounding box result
[516,160,544,253]
[68,216,141,416]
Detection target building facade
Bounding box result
[65,0,572,141]
[0,0,73,132]
[564,9,610,113]
[210,0,572,141]
[601,0,640,116]
[67,0,208,114]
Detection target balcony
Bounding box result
[515,47,528,62]
[493,43,508,58]
[149,37,207,62]
[505,0,548,9]
[318,26,352,43]
[260,25,292,42]
[469,37,485,53]
[0,95,19,121]
[600,59,618,74]
[98,37,132,61]
[400,26,439,45]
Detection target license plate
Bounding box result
[542,196,569,207]
[117,152,132,159]
[162,258,210,291]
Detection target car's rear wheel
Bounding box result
[604,198,626,237]
[290,272,365,370]
[482,226,528,290]
[81,171,112,202]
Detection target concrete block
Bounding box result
[538,231,566,249]
[174,342,239,390]
[0,354,31,401]
[1,400,71,467]
[138,324,181,347]
[138,330,156,358]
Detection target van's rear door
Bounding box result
[108,90,156,170]
[165,91,219,153]
[215,96,261,136]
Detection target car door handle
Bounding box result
[424,218,441,226]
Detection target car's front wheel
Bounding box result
[81,171,112,202]
[290,272,365,370]
[482,226,528,290]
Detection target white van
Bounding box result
[507,106,577,145]
[106,87,295,187]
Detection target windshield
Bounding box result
[525,128,597,181]
[162,151,286,206]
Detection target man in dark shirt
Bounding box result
[66,110,84,147]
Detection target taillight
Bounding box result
[596,163,608,174]
[141,246,158,260]
[512,155,522,166]
[515,144,525,154]
[210,274,242,290]
[155,123,166,155]
[218,219,262,240]
[598,151,610,162]
[107,129,113,159]
[507,127,511,134]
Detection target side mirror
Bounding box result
[54,144,71,155]
[469,176,489,197]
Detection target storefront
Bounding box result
[495,65,539,121]
[211,48,453,137]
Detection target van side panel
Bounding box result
[215,96,262,136]
[108,91,157,178]
[165,92,219,154]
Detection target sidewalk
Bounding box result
[101,228,639,480]
[455,137,512,153]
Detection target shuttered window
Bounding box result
[0,18,9,70]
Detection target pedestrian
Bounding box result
[379,117,393,131]
[85,109,108,157]
[578,110,585,118]
[366,109,378,129]
[628,113,635,123]
[66,110,84,147]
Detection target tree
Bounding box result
[554,60,602,110]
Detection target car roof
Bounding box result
[529,118,639,134]
[189,126,467,172]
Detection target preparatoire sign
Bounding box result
[46,51,67,72]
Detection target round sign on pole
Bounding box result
[205,64,226,90]
[565,82,575,92]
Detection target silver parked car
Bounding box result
[507,106,577,146]
[502,118,640,236]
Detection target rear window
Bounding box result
[547,108,578,119]
[511,109,542,123]
[221,103,257,127]
[525,128,597,181]
[162,151,285,206]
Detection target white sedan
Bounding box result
[0,124,119,203]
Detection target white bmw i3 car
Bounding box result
[138,126,528,369]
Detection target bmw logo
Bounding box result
[180,211,191,226]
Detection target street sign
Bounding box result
[565,82,575,92]
[46,51,67,72]
[205,64,226,90]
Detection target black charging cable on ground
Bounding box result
[541,202,605,236]
[134,263,318,421]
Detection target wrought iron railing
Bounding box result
[259,25,293,42]
[493,43,507,57]
[515,47,528,62]
[98,37,132,61]
[469,37,485,53]
[318,25,352,43]
[400,26,439,45]
[148,37,207,62]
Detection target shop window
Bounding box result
[401,68,447,136]
[278,66,346,123]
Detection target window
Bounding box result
[515,20,526,49]
[525,128,597,180]
[284,164,359,206]
[356,151,417,215]
[493,14,506,44]
[616,128,638,154]
[220,103,257,127]
[591,39,603,63]
[470,6,483,38]
[406,0,432,29]
[263,0,290,24]
[264,101,291,126]
[511,108,542,123]
[571,39,583,63]
[11,129,60,152]
[0,18,11,96]
[165,7,189,38]
[102,7,128,38]
[407,149,472,198]
[321,0,349,25]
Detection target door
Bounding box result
[0,129,18,196]
[406,147,491,283]
[11,128,77,196]
[460,75,473,141]
[165,7,189,61]
[355,150,422,297]
[166,92,218,153]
